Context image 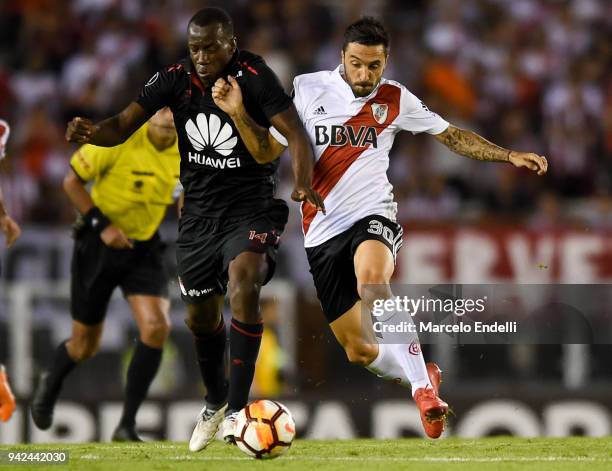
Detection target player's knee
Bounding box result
[67,335,100,361]
[140,315,171,347]
[229,278,260,302]
[344,341,378,366]
[184,305,221,335]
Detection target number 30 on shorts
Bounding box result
[366,219,403,262]
[367,219,394,245]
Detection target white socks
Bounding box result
[366,342,431,397]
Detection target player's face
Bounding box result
[148,107,176,140]
[341,43,388,97]
[188,22,237,87]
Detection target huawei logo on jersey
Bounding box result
[314,124,378,148]
[186,113,237,155]
[186,113,240,168]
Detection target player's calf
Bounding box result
[343,338,379,367]
[225,253,268,417]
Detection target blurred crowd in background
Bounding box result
[0,0,610,231]
[0,0,611,407]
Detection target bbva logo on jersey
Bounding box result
[185,113,237,156]
[315,125,378,148]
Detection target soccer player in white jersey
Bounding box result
[212,17,547,439]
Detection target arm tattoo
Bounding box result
[435,125,510,163]
[231,111,271,155]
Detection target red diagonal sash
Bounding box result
[302,84,401,235]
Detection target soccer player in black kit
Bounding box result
[64,8,323,451]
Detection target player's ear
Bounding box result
[231,36,237,52]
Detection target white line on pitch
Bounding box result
[76,455,610,462]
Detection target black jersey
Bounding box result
[136,50,292,218]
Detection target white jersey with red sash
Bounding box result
[271,65,449,248]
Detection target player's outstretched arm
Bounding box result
[66,102,150,147]
[212,76,285,163]
[434,125,548,175]
[269,107,325,213]
[0,363,16,422]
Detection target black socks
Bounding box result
[119,340,163,427]
[194,318,228,407]
[227,318,263,412]
[44,342,77,402]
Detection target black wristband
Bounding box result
[83,207,111,234]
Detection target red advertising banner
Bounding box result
[398,227,612,283]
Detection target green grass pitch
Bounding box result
[1,437,612,470]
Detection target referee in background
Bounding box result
[31,107,181,441]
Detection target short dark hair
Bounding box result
[343,17,389,53]
[188,7,234,36]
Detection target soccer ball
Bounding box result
[234,400,295,459]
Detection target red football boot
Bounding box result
[413,362,448,439]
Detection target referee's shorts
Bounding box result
[70,228,169,325]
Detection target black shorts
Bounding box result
[306,215,403,323]
[70,230,169,326]
[176,199,289,304]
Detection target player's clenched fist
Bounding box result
[212,76,244,117]
[66,117,98,143]
[0,364,16,422]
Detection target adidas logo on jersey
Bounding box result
[186,113,241,168]
[313,105,327,115]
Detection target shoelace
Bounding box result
[202,408,218,421]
